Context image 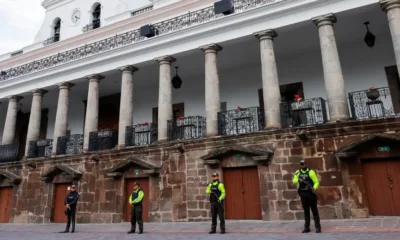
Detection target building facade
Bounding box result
[0,0,400,224]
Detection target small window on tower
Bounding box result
[92,4,101,30]
[53,19,61,42]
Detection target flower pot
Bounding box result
[366,89,380,101]
[291,102,306,110]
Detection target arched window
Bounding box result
[53,18,61,42]
[92,3,101,29]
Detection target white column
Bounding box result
[254,30,281,129]
[83,74,104,152]
[155,56,176,141]
[2,96,23,145]
[312,14,350,121]
[52,82,74,156]
[25,89,48,155]
[199,44,222,136]
[381,0,400,76]
[118,66,138,148]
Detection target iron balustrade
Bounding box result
[56,134,84,155]
[82,19,101,32]
[125,123,158,146]
[27,139,53,158]
[280,97,328,128]
[0,143,19,163]
[0,0,286,81]
[88,129,118,152]
[167,116,206,141]
[131,5,154,16]
[348,87,396,120]
[218,107,264,136]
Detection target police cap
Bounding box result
[71,185,76,188]
[300,159,306,165]
[212,172,219,177]
[134,182,140,186]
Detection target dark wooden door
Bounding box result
[152,103,184,124]
[386,160,400,215]
[52,183,71,223]
[98,94,120,131]
[223,167,262,220]
[124,178,149,222]
[0,187,13,223]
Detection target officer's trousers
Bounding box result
[66,205,76,231]
[300,192,321,230]
[211,201,225,231]
[131,205,143,231]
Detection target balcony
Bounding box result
[56,134,84,155]
[27,139,53,158]
[280,97,328,128]
[168,116,206,141]
[82,19,101,33]
[0,144,19,163]
[218,107,264,136]
[126,123,157,146]
[88,129,118,152]
[349,87,397,120]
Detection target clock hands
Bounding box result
[75,16,80,21]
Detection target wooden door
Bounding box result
[98,94,120,131]
[386,160,400,215]
[223,167,262,220]
[0,187,13,223]
[152,103,185,124]
[124,178,149,222]
[52,183,71,223]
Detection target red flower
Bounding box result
[177,116,184,120]
[370,85,375,89]
[237,106,241,109]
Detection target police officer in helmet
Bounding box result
[206,172,226,234]
[293,159,321,233]
[127,182,144,234]
[61,185,79,233]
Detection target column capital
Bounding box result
[31,89,48,96]
[85,74,104,82]
[380,0,400,12]
[118,65,139,73]
[58,82,75,90]
[312,13,337,28]
[199,44,223,54]
[154,56,176,65]
[253,29,278,41]
[8,95,23,102]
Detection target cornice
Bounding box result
[41,0,66,8]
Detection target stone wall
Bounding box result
[0,117,399,223]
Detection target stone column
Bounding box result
[199,44,223,136]
[312,14,350,121]
[2,96,23,145]
[25,89,48,155]
[118,66,138,148]
[381,0,400,75]
[155,56,176,141]
[254,30,281,129]
[52,82,74,156]
[83,74,104,152]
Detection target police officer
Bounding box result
[206,172,226,234]
[127,182,144,234]
[293,159,321,233]
[61,185,79,233]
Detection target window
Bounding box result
[53,19,61,42]
[92,3,101,30]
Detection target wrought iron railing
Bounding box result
[56,134,84,155]
[88,129,118,152]
[218,107,264,136]
[0,0,286,81]
[132,5,154,16]
[126,123,157,146]
[0,143,19,163]
[168,116,207,141]
[43,35,59,46]
[280,97,328,128]
[348,87,397,120]
[82,19,101,32]
[27,139,53,158]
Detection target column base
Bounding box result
[328,116,350,122]
[206,133,219,137]
[118,144,126,150]
[264,124,281,130]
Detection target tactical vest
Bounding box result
[209,181,221,202]
[298,169,314,192]
[131,189,144,206]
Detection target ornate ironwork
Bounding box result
[280,97,328,128]
[56,134,84,155]
[168,116,206,141]
[348,87,397,120]
[0,144,19,163]
[218,107,264,136]
[43,36,59,46]
[88,129,118,152]
[82,19,101,32]
[132,5,154,16]
[0,0,286,81]
[126,123,157,146]
[27,139,53,158]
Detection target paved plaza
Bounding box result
[0,218,400,240]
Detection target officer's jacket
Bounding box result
[64,191,79,206]
[206,181,226,201]
[129,188,144,206]
[292,168,320,191]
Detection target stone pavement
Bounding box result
[0,217,399,240]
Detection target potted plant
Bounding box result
[291,94,305,110]
[366,86,380,100]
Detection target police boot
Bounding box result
[139,228,143,234]
[302,228,310,233]
[127,229,135,234]
[220,229,226,234]
[209,229,216,234]
[316,227,322,233]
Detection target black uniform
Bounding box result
[130,188,144,233]
[64,191,79,232]
[207,181,226,233]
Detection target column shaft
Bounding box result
[313,14,349,121]
[25,89,47,156]
[2,96,23,145]
[381,0,400,76]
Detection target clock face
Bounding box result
[71,10,81,24]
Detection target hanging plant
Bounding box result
[366,86,380,101]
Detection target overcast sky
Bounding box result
[0,0,45,55]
